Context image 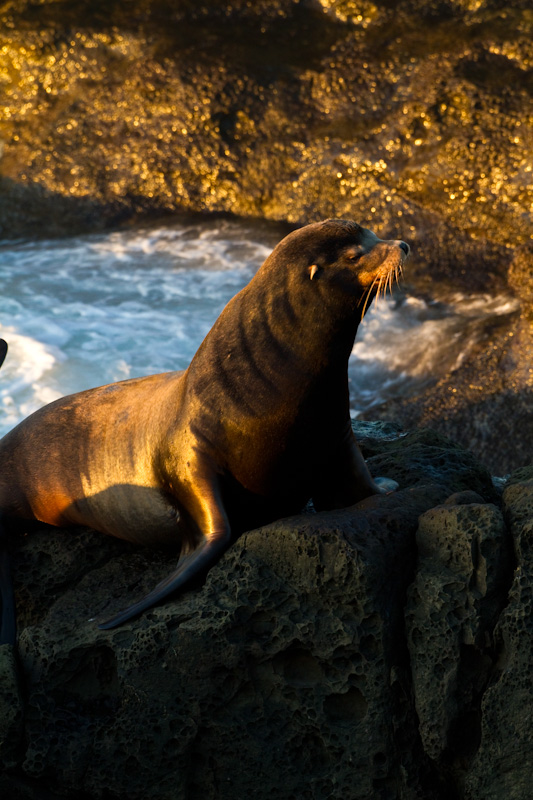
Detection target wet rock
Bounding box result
[369,368,533,477]
[506,464,533,486]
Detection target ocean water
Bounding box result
[0,217,518,437]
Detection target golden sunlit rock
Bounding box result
[0,0,531,470]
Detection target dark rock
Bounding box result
[1,425,528,799]
[463,478,533,798]
[505,464,533,487]
[366,316,533,475]
[406,501,512,774]
[442,491,486,505]
[5,486,447,799]
[353,423,498,502]
[0,644,24,769]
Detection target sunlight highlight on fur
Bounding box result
[359,256,404,319]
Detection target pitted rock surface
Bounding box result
[6,488,447,800]
[406,502,512,765]
[1,425,529,799]
[463,478,533,799]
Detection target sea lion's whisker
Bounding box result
[360,290,372,318]
[393,260,403,291]
[376,276,384,307]
[361,275,380,318]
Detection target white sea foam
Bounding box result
[0,330,63,430]
[349,291,518,413]
[0,220,272,435]
[0,219,519,436]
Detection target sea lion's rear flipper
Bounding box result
[98,534,231,629]
[99,473,232,630]
[0,516,16,646]
[0,339,8,371]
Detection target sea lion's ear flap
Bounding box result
[309,264,319,280]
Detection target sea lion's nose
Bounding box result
[399,241,410,257]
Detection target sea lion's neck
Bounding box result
[244,266,363,369]
[185,274,362,422]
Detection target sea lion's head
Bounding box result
[268,219,409,317]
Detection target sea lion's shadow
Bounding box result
[5,488,181,631]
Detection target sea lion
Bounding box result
[0,219,409,642]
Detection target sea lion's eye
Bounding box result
[346,248,363,261]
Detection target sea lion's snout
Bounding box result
[399,241,410,258]
[353,233,409,317]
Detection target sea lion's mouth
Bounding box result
[358,248,405,318]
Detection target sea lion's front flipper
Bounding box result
[313,427,398,510]
[99,472,232,630]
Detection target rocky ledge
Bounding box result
[1,422,531,800]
